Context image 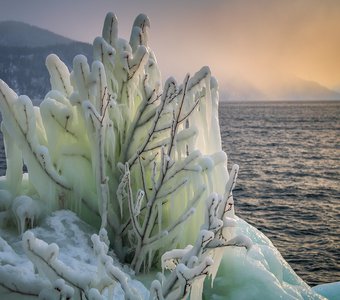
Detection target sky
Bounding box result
[1,0,340,92]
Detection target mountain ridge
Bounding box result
[0,20,76,48]
[0,21,92,101]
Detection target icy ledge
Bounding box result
[313,283,340,300]
[0,210,336,300]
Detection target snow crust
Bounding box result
[0,210,148,299]
[1,210,337,299]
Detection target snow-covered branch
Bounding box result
[0,10,237,300]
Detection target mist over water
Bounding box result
[219,101,340,286]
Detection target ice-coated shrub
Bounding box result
[0,12,234,269]
[1,11,326,300]
[0,12,244,299]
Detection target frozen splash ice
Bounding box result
[0,12,337,300]
[0,11,230,274]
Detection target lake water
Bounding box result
[219,101,340,286]
[0,101,339,286]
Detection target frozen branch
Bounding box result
[0,11,237,300]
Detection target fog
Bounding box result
[1,0,339,90]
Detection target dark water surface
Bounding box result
[219,101,340,286]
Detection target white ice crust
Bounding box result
[1,210,337,299]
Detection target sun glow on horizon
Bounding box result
[0,0,339,94]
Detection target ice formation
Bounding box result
[0,12,338,300]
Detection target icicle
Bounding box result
[116,168,128,218]
[12,195,40,234]
[100,182,109,228]
[190,276,205,300]
[150,280,164,300]
[209,248,224,286]
[0,190,12,211]
[134,190,144,217]
[158,201,162,235]
[88,288,105,300]
[1,124,23,195]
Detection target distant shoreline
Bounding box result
[220,99,340,104]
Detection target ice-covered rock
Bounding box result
[313,282,340,300]
[203,217,327,300]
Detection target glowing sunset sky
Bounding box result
[1,0,340,92]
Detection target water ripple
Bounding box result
[219,101,340,286]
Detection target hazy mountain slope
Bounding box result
[0,21,92,101]
[220,76,340,101]
[266,77,340,101]
[0,21,75,47]
[220,77,268,101]
[0,43,92,102]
